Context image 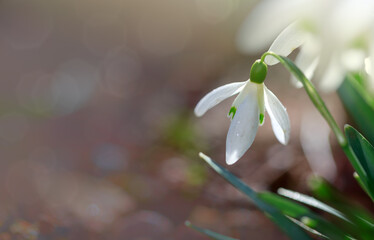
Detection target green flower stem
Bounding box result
[261,52,354,164]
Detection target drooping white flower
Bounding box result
[194,62,290,165]
[237,0,374,92]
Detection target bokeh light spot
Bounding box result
[51,59,99,115]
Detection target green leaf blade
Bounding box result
[338,75,374,146]
[277,188,349,222]
[345,125,374,199]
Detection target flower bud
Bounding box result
[250,59,268,84]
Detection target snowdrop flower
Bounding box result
[195,60,290,165]
[237,0,374,92]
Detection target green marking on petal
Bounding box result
[228,106,237,119]
[259,113,264,124]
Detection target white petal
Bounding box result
[264,86,290,145]
[226,92,259,165]
[368,41,374,92]
[231,81,256,109]
[265,22,307,65]
[329,0,374,46]
[341,49,365,71]
[257,83,265,126]
[317,57,345,92]
[236,0,313,54]
[194,81,246,117]
[291,44,319,88]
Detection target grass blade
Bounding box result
[199,152,313,240]
[277,188,349,222]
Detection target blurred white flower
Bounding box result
[195,79,290,165]
[238,0,374,92]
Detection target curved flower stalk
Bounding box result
[195,61,290,165]
[238,0,374,92]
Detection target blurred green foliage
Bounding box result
[162,111,208,155]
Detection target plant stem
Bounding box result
[261,52,353,159]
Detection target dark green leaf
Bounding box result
[345,125,374,200]
[353,172,374,202]
[338,74,374,145]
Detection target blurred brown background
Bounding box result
[0,0,365,239]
